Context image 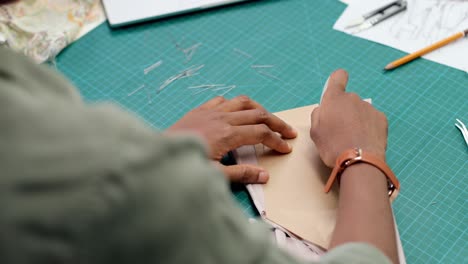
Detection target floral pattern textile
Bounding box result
[0,0,105,63]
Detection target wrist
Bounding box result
[341,163,388,191]
[324,148,400,201]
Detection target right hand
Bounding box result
[310,69,388,168]
[167,95,297,184]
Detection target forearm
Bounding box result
[329,163,399,264]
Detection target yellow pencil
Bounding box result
[384,28,468,70]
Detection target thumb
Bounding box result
[310,106,320,134]
[221,164,269,184]
[321,69,349,103]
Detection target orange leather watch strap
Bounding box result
[324,148,400,200]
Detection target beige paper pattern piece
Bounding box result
[255,104,337,249]
[235,101,406,262]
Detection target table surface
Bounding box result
[55,1,467,263]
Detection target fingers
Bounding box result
[197,96,226,110]
[225,109,297,139]
[221,164,269,184]
[215,95,260,112]
[216,95,297,139]
[322,69,349,103]
[230,125,292,153]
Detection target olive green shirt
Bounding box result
[0,47,391,264]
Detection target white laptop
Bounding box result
[102,0,253,27]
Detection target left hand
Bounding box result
[167,95,297,184]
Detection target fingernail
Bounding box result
[258,171,269,183]
[320,77,330,104]
[289,125,298,135]
[285,142,293,152]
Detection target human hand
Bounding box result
[310,69,388,168]
[167,95,297,183]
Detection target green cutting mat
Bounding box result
[55,1,467,263]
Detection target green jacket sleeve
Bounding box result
[0,47,391,264]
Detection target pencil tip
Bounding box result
[384,64,394,71]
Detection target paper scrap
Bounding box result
[333,0,468,71]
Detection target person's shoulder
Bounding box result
[0,46,81,101]
[320,243,392,264]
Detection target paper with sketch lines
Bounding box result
[333,0,468,71]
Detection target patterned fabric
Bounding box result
[0,0,105,63]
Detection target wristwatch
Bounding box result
[324,148,400,201]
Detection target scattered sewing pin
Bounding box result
[212,85,236,91]
[251,65,275,68]
[188,84,226,89]
[219,85,236,96]
[128,84,146,97]
[250,63,280,81]
[233,48,253,59]
[158,64,205,93]
[256,69,281,81]
[190,84,236,96]
[144,60,163,75]
[169,35,202,63]
[183,43,202,62]
[193,87,211,95]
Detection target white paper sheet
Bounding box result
[333,0,468,72]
